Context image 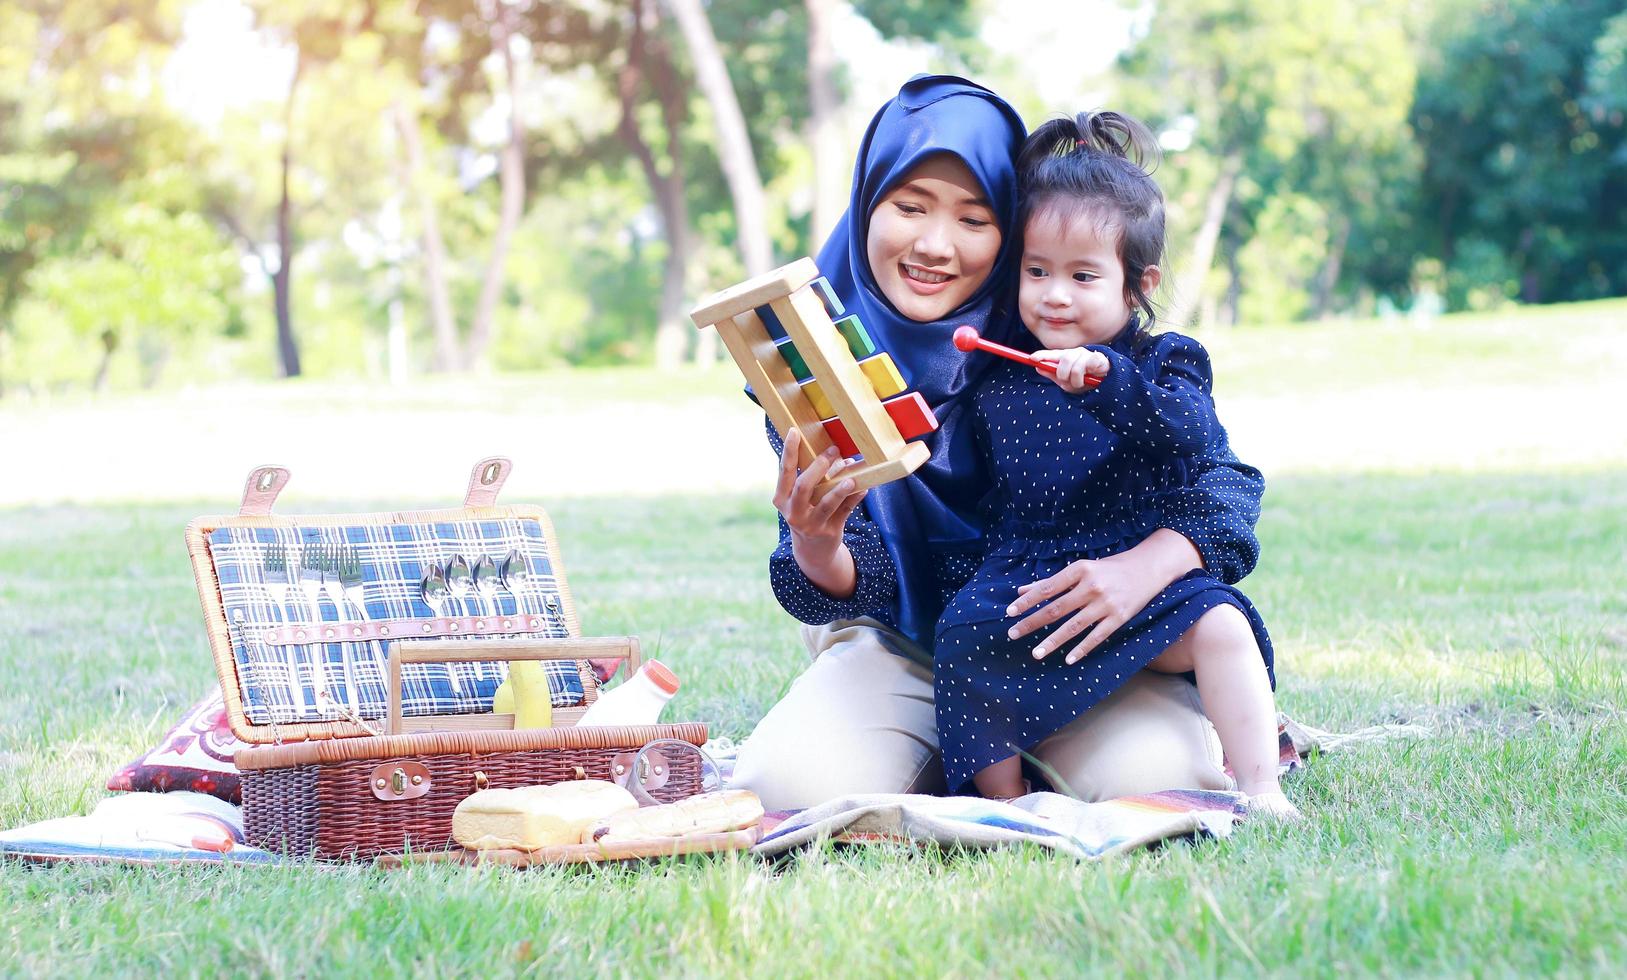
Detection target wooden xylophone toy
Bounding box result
[690,257,938,498]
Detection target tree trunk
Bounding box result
[1517,226,1540,303]
[665,0,774,280]
[393,102,460,372]
[1166,150,1242,329]
[619,0,694,368]
[805,0,844,245]
[1312,214,1351,320]
[93,328,117,392]
[273,51,304,379]
[463,3,527,373]
[1220,243,1241,328]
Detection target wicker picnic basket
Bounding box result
[185,457,707,860]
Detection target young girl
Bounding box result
[933,110,1299,818]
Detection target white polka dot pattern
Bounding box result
[932,331,1275,795]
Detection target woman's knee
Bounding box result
[1030,671,1231,800]
[730,623,940,809]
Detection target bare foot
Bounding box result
[1245,790,1304,822]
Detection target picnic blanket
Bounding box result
[1,716,1423,867]
[742,715,1427,858]
[752,789,1245,859]
[0,791,280,867]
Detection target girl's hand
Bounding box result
[1034,347,1110,394]
[1005,550,1168,664]
[774,427,868,594]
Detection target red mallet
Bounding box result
[951,326,1101,388]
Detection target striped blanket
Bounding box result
[746,717,1425,859]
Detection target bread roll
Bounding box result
[453,780,639,851]
[581,790,763,844]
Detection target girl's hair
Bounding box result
[1016,110,1166,343]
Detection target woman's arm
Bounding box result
[1004,528,1203,663]
[766,422,899,624]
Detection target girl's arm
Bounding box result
[765,420,899,625]
[1062,333,1223,457]
[1145,433,1264,584]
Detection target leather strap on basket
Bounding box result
[464,457,513,508]
[240,465,292,516]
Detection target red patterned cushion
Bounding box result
[107,694,245,803]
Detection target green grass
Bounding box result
[3,303,1627,976]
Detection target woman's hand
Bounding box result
[1006,529,1202,664]
[1034,347,1110,394]
[774,427,869,597]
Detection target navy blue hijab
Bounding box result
[817,75,1027,649]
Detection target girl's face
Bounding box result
[866,154,1002,322]
[1019,210,1160,349]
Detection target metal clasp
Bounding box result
[370,761,432,801]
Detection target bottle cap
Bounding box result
[641,659,679,696]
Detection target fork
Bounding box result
[332,544,366,713]
[262,544,292,614]
[321,543,348,618]
[298,542,338,712]
[337,545,367,621]
[262,542,310,713]
[298,543,327,621]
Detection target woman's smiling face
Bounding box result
[865,154,1002,322]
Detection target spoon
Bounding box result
[420,562,449,615]
[472,554,501,618]
[499,549,530,604]
[422,559,462,692]
[445,554,474,615]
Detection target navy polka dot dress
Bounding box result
[934,330,1274,796]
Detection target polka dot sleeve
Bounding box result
[762,418,900,626]
[1147,433,1264,584]
[1084,332,1222,457]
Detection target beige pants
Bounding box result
[731,619,1232,810]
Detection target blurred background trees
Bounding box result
[1,0,1622,395]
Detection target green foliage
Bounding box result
[11,177,239,389]
[1412,0,1627,306]
[1232,192,1328,324]
[1118,0,1423,322]
[0,0,241,393]
[494,168,665,369]
[4,0,1626,393]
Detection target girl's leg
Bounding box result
[1147,604,1284,800]
[971,755,1027,800]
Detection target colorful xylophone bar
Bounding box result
[690,258,937,498]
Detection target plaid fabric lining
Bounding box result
[208,520,585,725]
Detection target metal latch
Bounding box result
[370,761,432,801]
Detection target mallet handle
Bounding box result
[966,333,1103,389]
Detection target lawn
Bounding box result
[2,302,1625,976]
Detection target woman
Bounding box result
[730,75,1263,809]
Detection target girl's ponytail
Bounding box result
[1016,112,1160,181]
